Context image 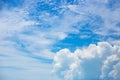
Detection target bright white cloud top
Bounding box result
[0,0,120,80]
[53,42,120,80]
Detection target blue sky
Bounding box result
[0,0,120,80]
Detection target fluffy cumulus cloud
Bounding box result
[53,49,82,80]
[100,54,120,80]
[53,42,120,80]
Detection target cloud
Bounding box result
[100,54,120,80]
[0,1,61,80]
[53,48,82,80]
[66,0,120,40]
[0,0,120,80]
[53,42,120,80]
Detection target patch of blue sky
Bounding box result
[108,34,120,40]
[71,13,104,33]
[28,1,61,19]
[52,33,100,52]
[106,0,120,10]
[52,14,104,52]
[0,0,24,10]
[27,0,87,22]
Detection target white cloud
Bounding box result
[0,1,65,80]
[100,44,120,80]
[0,5,64,59]
[0,9,33,37]
[100,54,119,79]
[66,0,120,38]
[109,61,120,80]
[53,42,120,80]
[53,48,82,80]
[0,0,120,80]
[0,42,59,80]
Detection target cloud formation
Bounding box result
[53,42,120,80]
[53,49,82,80]
[0,0,120,80]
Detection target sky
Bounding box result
[0,0,120,80]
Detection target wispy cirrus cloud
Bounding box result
[0,1,58,80]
